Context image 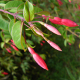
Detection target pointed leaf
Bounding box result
[12,21,27,50]
[4,1,24,9]
[23,1,34,22]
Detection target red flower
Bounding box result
[57,0,63,6]
[6,48,11,53]
[11,45,19,51]
[61,19,78,27]
[2,72,8,75]
[28,47,48,70]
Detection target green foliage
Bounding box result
[0,0,80,80]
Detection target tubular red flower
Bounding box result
[61,19,79,27]
[28,47,48,70]
[2,72,8,75]
[11,45,19,51]
[47,40,62,51]
[6,48,11,53]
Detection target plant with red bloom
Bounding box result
[6,48,12,53]
[11,45,19,51]
[2,72,8,75]
[28,47,48,70]
[69,0,71,3]
[57,0,63,6]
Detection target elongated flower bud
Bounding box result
[10,40,15,45]
[33,53,48,70]
[49,18,62,25]
[54,17,62,22]
[47,40,62,51]
[6,48,11,53]
[61,19,79,27]
[28,47,48,70]
[2,72,8,75]
[33,27,44,37]
[69,0,71,3]
[57,0,63,6]
[11,45,19,51]
[39,22,61,35]
[28,47,35,55]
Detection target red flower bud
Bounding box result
[42,40,45,43]
[11,45,19,51]
[40,43,43,46]
[28,47,35,55]
[49,18,62,25]
[61,19,78,27]
[69,0,71,3]
[10,40,15,45]
[6,48,11,53]
[28,47,48,70]
[78,5,80,10]
[57,0,63,6]
[43,23,61,35]
[47,40,62,51]
[68,43,71,45]
[2,72,8,75]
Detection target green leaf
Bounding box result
[1,42,5,48]
[4,1,24,9]
[12,21,27,50]
[75,29,80,33]
[0,15,9,30]
[23,1,34,22]
[9,19,15,36]
[36,11,50,16]
[65,67,76,80]
[26,39,34,45]
[34,6,43,13]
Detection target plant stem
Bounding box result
[66,28,80,38]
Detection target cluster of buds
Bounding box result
[40,41,45,46]
[28,19,63,70]
[42,15,78,27]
